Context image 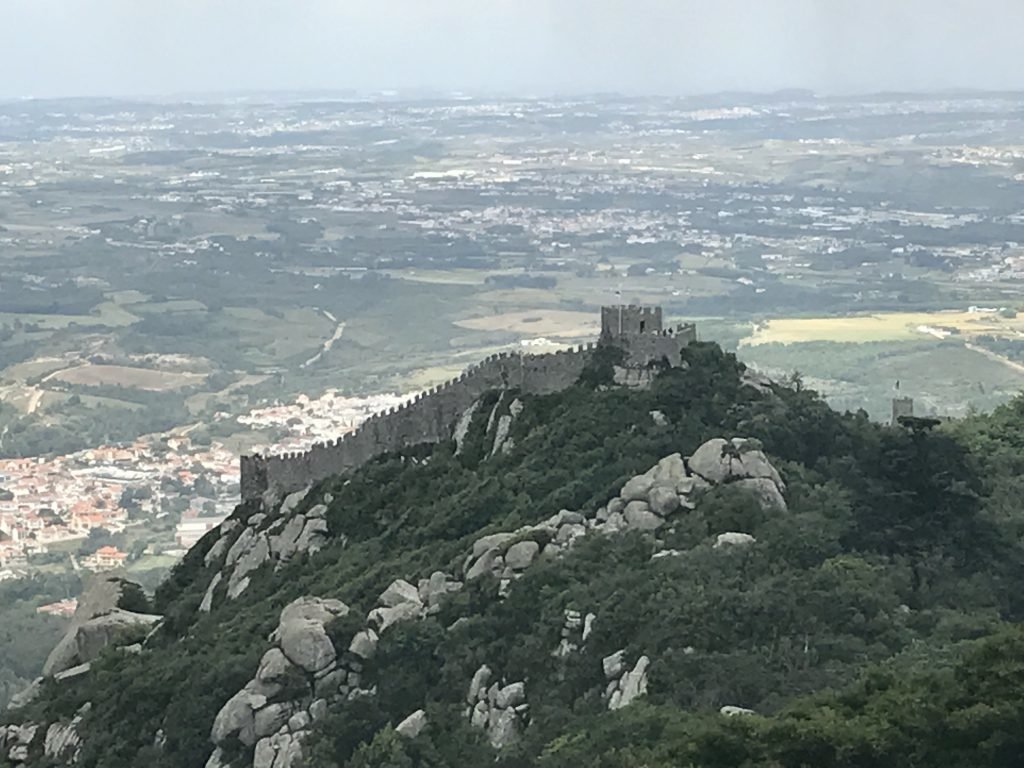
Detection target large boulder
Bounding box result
[253,728,304,768]
[6,679,42,710]
[43,704,89,763]
[279,487,309,517]
[203,536,230,568]
[199,572,223,614]
[254,648,295,695]
[348,629,379,660]
[610,656,650,710]
[44,576,158,677]
[733,477,787,511]
[504,540,540,570]
[295,517,329,556]
[268,515,306,559]
[225,527,256,566]
[603,650,626,679]
[715,532,757,548]
[466,548,502,581]
[624,501,663,531]
[253,702,294,740]
[620,474,655,503]
[418,571,463,610]
[211,687,267,747]
[688,438,784,492]
[467,665,492,703]
[44,609,161,677]
[227,534,271,597]
[395,709,428,739]
[487,707,522,749]
[471,533,517,559]
[3,723,38,763]
[648,486,681,517]
[276,597,349,629]
[494,682,526,709]
[273,597,349,674]
[650,453,688,489]
[278,617,336,674]
[379,579,422,608]
[721,705,756,716]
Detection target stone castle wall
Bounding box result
[615,325,698,367]
[600,305,664,337]
[241,344,598,501]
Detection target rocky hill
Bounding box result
[3,342,1024,768]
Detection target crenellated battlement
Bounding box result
[240,308,695,502]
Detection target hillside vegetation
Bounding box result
[4,342,1024,768]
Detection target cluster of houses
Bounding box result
[0,439,238,575]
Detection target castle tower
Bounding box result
[600,305,663,339]
[599,305,694,369]
[891,397,914,425]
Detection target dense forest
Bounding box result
[4,342,1024,767]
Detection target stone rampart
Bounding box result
[242,344,597,501]
[616,324,698,367]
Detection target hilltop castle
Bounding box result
[240,306,697,502]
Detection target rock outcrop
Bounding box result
[43,704,90,765]
[195,437,783,766]
[465,665,528,749]
[208,596,361,768]
[459,440,785,597]
[687,438,786,510]
[201,490,331,608]
[720,705,756,716]
[603,653,650,710]
[43,576,160,678]
[715,532,757,548]
[1,723,38,763]
[553,608,595,658]
[206,569,467,768]
[395,709,428,739]
[593,453,705,535]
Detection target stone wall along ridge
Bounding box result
[242,344,598,501]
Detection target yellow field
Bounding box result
[742,311,1024,346]
[455,310,599,338]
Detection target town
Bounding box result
[5,90,1024,578]
[0,389,408,579]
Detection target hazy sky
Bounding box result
[5,0,1024,98]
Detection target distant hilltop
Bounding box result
[240,306,697,502]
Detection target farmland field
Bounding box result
[5,92,1024,457]
[742,311,1024,346]
[49,365,207,391]
[454,310,600,338]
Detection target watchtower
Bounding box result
[600,305,663,339]
[891,397,914,425]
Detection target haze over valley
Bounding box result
[5,88,1024,598]
[2,3,1024,766]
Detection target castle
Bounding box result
[240,306,697,502]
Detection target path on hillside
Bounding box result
[26,388,45,414]
[301,311,346,369]
[26,366,76,413]
[965,342,1024,376]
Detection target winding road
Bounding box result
[301,310,346,369]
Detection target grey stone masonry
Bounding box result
[240,307,696,501]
